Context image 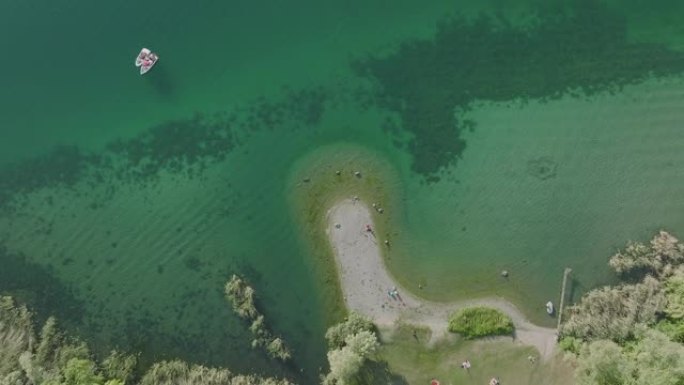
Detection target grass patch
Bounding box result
[377,324,574,385]
[448,307,514,338]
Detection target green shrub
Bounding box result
[447,307,514,338]
[224,275,292,362]
[225,275,258,319]
[558,336,583,354]
[266,338,291,361]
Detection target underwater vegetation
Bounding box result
[353,0,684,179]
[0,86,328,212]
[0,246,84,326]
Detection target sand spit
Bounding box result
[326,199,557,360]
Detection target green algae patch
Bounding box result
[448,307,514,338]
[286,143,405,326]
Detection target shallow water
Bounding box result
[1,0,684,381]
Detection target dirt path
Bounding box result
[326,199,558,361]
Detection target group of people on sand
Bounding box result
[386,286,407,307]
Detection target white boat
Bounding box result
[546,301,554,315]
[135,48,158,75]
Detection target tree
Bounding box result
[576,340,631,385]
[664,269,684,320]
[61,358,103,385]
[627,329,684,385]
[101,350,137,384]
[35,317,62,369]
[344,331,378,357]
[323,316,378,385]
[0,296,33,378]
[324,347,364,385]
[55,342,90,373]
[325,313,374,349]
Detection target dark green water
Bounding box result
[2,0,684,383]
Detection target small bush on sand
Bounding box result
[447,307,514,338]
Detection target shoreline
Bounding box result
[326,199,558,360]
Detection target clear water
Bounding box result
[1,0,684,382]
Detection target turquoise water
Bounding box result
[2,0,684,382]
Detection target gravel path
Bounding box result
[326,199,558,360]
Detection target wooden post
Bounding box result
[557,268,572,333]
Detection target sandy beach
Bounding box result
[326,199,558,360]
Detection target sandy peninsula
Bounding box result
[326,199,558,360]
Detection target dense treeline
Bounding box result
[224,275,292,361]
[0,296,293,385]
[559,231,684,384]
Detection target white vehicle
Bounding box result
[135,48,158,75]
[546,301,554,315]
